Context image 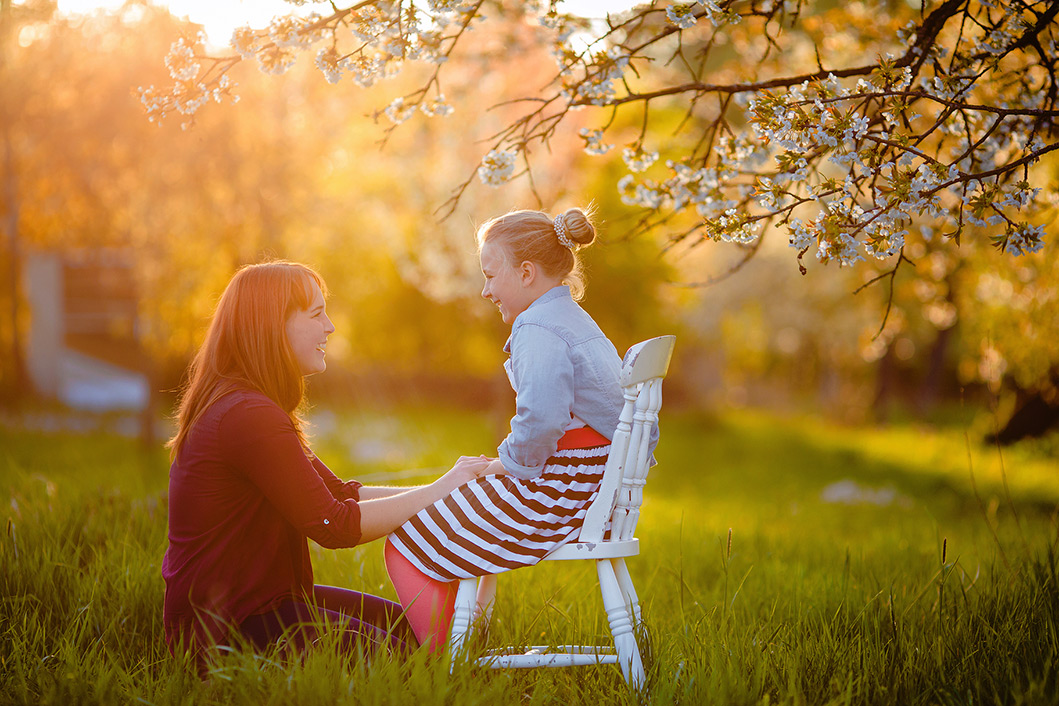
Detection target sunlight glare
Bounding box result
[55,0,645,46]
[56,0,320,46]
[559,0,642,19]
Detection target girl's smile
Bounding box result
[480,241,536,324]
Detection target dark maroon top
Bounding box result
[162,388,362,658]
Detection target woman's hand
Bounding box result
[483,459,508,476]
[357,456,502,544]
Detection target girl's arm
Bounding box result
[499,325,574,479]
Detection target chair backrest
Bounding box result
[578,335,675,544]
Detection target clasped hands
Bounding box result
[449,455,508,484]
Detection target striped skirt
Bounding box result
[389,431,610,582]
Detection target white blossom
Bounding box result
[316,47,343,84]
[165,39,199,81]
[563,47,629,107]
[579,128,613,155]
[1000,224,1045,256]
[415,31,447,64]
[697,0,725,25]
[622,145,659,173]
[477,148,518,186]
[344,54,386,88]
[230,27,259,59]
[618,175,663,209]
[710,208,759,244]
[257,46,296,76]
[666,4,698,29]
[787,218,813,250]
[384,97,416,124]
[817,231,865,267]
[420,95,454,117]
[268,14,322,49]
[428,0,475,16]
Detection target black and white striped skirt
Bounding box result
[388,443,609,582]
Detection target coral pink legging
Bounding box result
[384,538,459,652]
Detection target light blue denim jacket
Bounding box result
[497,286,625,480]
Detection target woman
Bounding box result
[162,260,494,672]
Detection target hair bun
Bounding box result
[559,207,596,247]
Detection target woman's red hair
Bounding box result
[167,261,326,461]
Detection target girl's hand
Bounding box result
[446,455,493,485]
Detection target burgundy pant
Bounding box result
[236,585,418,655]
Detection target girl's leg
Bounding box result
[384,538,458,653]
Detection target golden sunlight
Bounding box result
[56,0,307,45]
[55,0,642,46]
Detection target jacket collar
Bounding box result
[503,285,570,353]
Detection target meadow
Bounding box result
[1,405,1057,705]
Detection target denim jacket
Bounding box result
[497,286,625,480]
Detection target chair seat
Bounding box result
[544,538,639,561]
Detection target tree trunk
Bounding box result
[919,325,954,413]
[872,343,896,423]
[987,373,1059,445]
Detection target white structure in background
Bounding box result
[24,252,148,411]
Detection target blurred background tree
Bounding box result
[1,0,1056,443]
[0,1,675,411]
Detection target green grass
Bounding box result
[1,407,1057,705]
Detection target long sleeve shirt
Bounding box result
[162,389,362,659]
[497,286,625,479]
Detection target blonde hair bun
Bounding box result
[556,207,596,248]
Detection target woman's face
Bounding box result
[480,240,534,325]
[285,279,334,376]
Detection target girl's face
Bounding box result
[285,279,335,376]
[480,241,535,325]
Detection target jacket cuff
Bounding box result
[343,480,363,501]
[498,448,543,480]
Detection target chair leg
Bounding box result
[613,558,642,625]
[597,559,646,690]
[448,578,478,670]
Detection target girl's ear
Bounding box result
[518,260,537,287]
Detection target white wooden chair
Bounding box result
[448,335,676,690]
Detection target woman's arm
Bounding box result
[358,485,416,500]
[358,458,507,500]
[222,397,495,547]
[222,398,364,548]
[356,456,494,543]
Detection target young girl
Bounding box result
[385,207,625,650]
